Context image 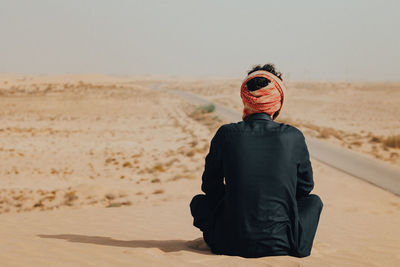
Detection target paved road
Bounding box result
[154,84,400,196]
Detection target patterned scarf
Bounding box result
[240,70,286,120]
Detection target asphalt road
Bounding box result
[154,84,400,196]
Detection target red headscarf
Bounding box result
[240,70,286,120]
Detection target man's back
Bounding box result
[197,113,316,257]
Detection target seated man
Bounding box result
[190,64,323,258]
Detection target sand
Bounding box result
[0,75,399,266]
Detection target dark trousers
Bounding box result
[190,194,323,257]
[296,194,323,256]
[189,194,216,246]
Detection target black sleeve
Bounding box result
[296,133,314,198]
[201,127,225,206]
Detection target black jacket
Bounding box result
[201,112,315,257]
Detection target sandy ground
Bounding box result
[0,75,399,266]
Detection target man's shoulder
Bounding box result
[214,121,243,135]
[282,123,305,137]
[217,120,304,135]
[212,123,231,138]
[217,122,236,132]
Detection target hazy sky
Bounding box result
[1,0,399,81]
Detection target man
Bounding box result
[190,64,323,258]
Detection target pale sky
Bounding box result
[1,0,399,81]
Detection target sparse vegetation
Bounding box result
[351,141,363,146]
[64,191,78,202]
[383,135,400,149]
[105,193,116,200]
[169,174,198,181]
[122,161,133,168]
[185,103,224,133]
[152,189,164,194]
[0,187,135,214]
[195,103,215,113]
[185,150,195,157]
[153,163,166,172]
[63,191,78,206]
[106,201,132,208]
[369,136,382,143]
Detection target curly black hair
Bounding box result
[246,64,283,92]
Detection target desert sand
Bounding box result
[0,75,399,266]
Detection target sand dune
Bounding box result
[0,74,399,266]
[1,160,399,266]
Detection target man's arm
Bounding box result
[201,127,225,206]
[296,133,314,198]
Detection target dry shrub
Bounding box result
[105,193,116,200]
[64,191,78,205]
[383,135,400,149]
[122,161,133,168]
[369,136,382,143]
[107,201,132,208]
[195,104,215,114]
[317,127,343,140]
[42,195,56,201]
[165,158,179,167]
[105,158,115,164]
[33,201,43,208]
[169,174,197,181]
[186,150,195,157]
[169,174,183,181]
[317,128,330,139]
[44,84,53,92]
[189,140,198,147]
[63,83,72,89]
[154,163,166,172]
[152,189,164,194]
[351,141,363,146]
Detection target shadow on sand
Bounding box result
[38,234,211,255]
